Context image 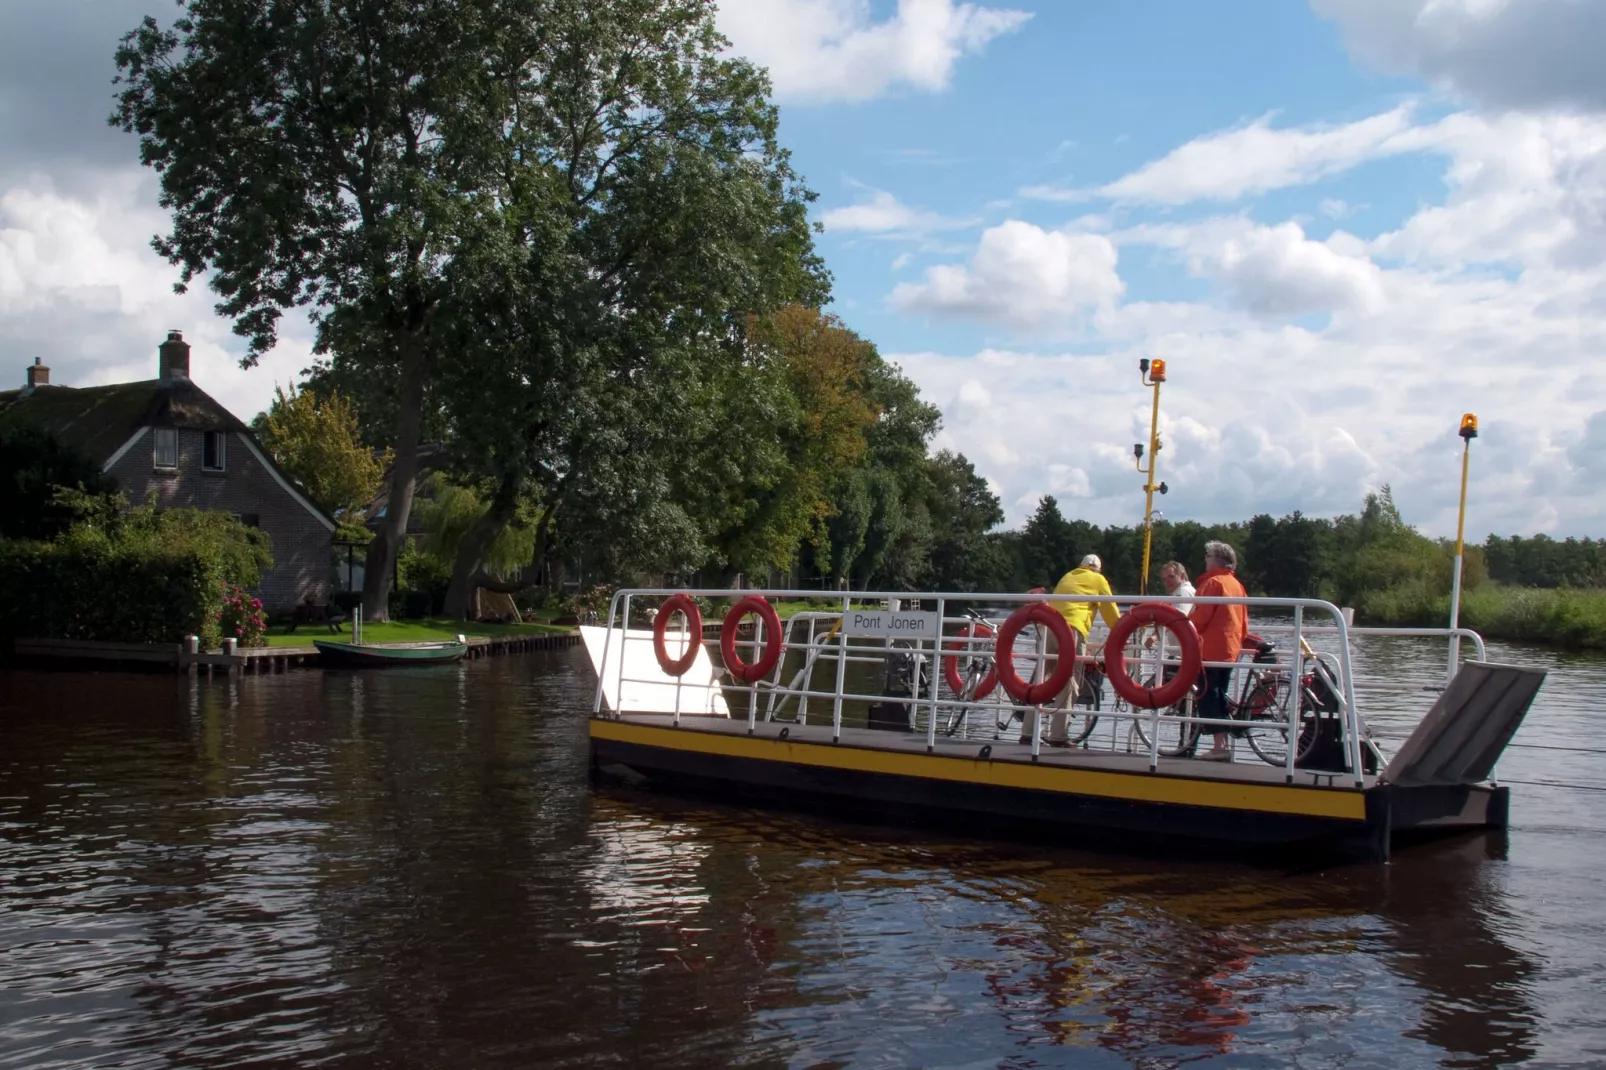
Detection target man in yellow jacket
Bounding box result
[1021,554,1123,746]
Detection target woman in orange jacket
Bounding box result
[1190,541,1248,760]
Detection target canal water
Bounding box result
[2,636,1604,1068]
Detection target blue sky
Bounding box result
[4,0,1606,538]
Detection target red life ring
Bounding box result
[995,602,1077,705]
[942,623,998,700]
[1103,602,1202,709]
[652,593,703,677]
[720,595,784,684]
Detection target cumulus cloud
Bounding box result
[1314,0,1606,113]
[1370,111,1606,269]
[717,0,1030,103]
[1211,222,1386,317]
[890,221,1123,327]
[0,174,313,422]
[819,189,971,237]
[1024,107,1415,205]
[1114,218,1386,318]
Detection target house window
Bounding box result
[203,430,227,472]
[153,428,178,469]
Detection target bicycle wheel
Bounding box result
[1126,673,1201,757]
[1241,676,1317,766]
[942,661,988,737]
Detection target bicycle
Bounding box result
[940,609,1103,744]
[1126,635,1321,766]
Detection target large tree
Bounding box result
[252,386,388,517]
[113,0,820,620]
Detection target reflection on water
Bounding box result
[1,633,1604,1067]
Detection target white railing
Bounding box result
[589,588,1438,790]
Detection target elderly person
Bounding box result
[1190,541,1249,760]
[1161,560,1195,614]
[1021,553,1122,747]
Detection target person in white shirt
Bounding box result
[1160,560,1195,614]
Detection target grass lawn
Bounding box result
[264,617,575,648]
[770,599,878,619]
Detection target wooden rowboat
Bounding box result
[313,638,468,668]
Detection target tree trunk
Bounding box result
[361,335,427,622]
[442,472,522,619]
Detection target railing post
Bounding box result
[617,594,631,714]
[1333,603,1365,789]
[747,609,761,736]
[800,615,816,726]
[672,603,685,729]
[832,593,850,743]
[926,597,945,753]
[592,593,620,715]
[1284,605,1302,785]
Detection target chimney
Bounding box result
[158,330,191,382]
[26,357,49,388]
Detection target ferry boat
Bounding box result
[580,589,1542,863]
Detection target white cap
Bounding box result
[1080,554,1102,570]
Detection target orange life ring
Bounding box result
[942,622,998,700]
[721,595,784,684]
[1103,602,1202,709]
[995,602,1077,705]
[652,593,703,677]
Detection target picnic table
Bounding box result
[286,601,347,634]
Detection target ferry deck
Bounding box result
[583,589,1544,863]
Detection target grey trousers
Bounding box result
[1019,626,1088,742]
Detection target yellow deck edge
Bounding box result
[591,719,1368,821]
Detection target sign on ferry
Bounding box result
[842,609,940,638]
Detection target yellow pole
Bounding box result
[1454,436,1472,558]
[1138,360,1166,592]
[1447,413,1477,682]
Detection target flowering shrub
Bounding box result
[218,585,267,647]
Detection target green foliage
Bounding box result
[0,498,272,646]
[253,385,389,516]
[396,540,451,615]
[1483,533,1606,588]
[414,475,536,580]
[0,427,118,541]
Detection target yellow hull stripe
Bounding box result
[590,720,1367,821]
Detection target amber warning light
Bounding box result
[1460,413,1479,440]
[1149,359,1167,383]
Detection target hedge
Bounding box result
[0,540,230,647]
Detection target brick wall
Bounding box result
[106,428,333,613]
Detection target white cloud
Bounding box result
[1113,217,1387,319]
[819,189,970,236]
[0,173,312,422]
[1369,111,1606,269]
[1212,222,1386,317]
[889,220,1123,327]
[1314,0,1606,113]
[1025,107,1416,205]
[716,0,1030,103]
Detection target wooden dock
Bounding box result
[7,632,581,675]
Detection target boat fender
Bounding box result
[942,622,999,700]
[1103,603,1202,709]
[721,595,785,684]
[652,593,704,676]
[994,602,1077,705]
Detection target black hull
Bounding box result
[589,719,1508,865]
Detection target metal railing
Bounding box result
[590,588,1416,790]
